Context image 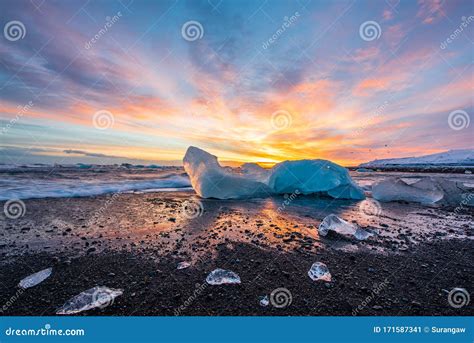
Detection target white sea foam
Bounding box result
[0,172,191,200]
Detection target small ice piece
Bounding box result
[308,262,332,281]
[318,214,372,240]
[56,286,123,315]
[371,177,474,205]
[177,261,191,270]
[259,295,269,307]
[206,268,241,285]
[372,178,443,204]
[19,268,52,289]
[354,228,373,240]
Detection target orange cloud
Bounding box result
[353,78,389,96]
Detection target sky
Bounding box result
[0,0,473,166]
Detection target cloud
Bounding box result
[417,0,444,24]
[0,0,472,166]
[63,149,121,159]
[383,10,394,21]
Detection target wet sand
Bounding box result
[1,191,473,315]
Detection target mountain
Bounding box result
[359,149,474,168]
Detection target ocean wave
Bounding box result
[0,174,191,200]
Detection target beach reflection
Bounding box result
[2,185,472,264]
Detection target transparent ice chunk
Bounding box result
[372,177,444,204]
[56,286,123,315]
[177,262,191,270]
[205,268,241,285]
[308,262,332,282]
[18,267,52,289]
[259,295,269,307]
[372,176,474,206]
[354,228,373,240]
[318,214,373,241]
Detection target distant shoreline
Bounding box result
[347,166,474,173]
[2,163,474,173]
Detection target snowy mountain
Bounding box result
[359,149,474,168]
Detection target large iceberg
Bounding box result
[372,177,474,206]
[183,147,272,199]
[241,163,270,183]
[183,147,365,200]
[269,160,365,199]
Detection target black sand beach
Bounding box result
[1,191,473,316]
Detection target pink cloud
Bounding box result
[383,9,394,21]
[417,0,445,24]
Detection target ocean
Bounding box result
[1,164,472,201]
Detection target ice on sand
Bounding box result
[19,268,52,289]
[206,269,241,285]
[372,177,473,205]
[318,214,373,240]
[308,262,332,282]
[56,286,123,315]
[183,146,365,200]
[269,160,365,200]
[259,295,269,306]
[177,261,191,270]
[183,147,272,199]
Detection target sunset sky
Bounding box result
[0,0,473,166]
